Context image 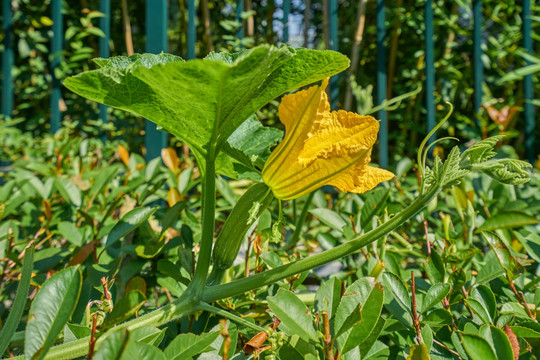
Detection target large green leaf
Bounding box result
[267,288,318,342]
[25,266,82,360]
[0,246,34,356]
[65,45,349,173]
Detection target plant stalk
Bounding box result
[202,184,441,302]
[189,158,217,295]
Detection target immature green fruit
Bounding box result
[208,183,274,285]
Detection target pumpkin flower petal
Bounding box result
[262,79,394,200]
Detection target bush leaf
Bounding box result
[25,266,82,360]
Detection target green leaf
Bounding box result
[423,251,445,284]
[25,266,82,360]
[421,283,450,314]
[90,165,120,196]
[65,46,349,173]
[314,277,341,320]
[225,115,283,168]
[471,159,531,185]
[478,326,515,360]
[267,289,318,342]
[335,278,385,355]
[496,63,540,83]
[94,330,131,360]
[164,332,220,360]
[54,177,82,207]
[103,291,147,328]
[310,208,347,232]
[476,211,538,232]
[461,333,497,360]
[382,272,411,311]
[511,322,540,338]
[358,317,386,358]
[123,340,166,360]
[0,246,34,356]
[471,286,497,324]
[360,187,390,231]
[406,343,430,360]
[63,323,91,343]
[279,335,319,360]
[466,299,492,324]
[106,207,158,247]
[475,250,504,285]
[57,222,84,247]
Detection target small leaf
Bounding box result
[406,343,430,360]
[423,251,445,284]
[103,291,146,328]
[309,208,348,232]
[25,266,83,360]
[164,332,220,360]
[315,277,341,320]
[421,283,450,314]
[461,333,497,360]
[93,330,130,360]
[57,222,84,247]
[55,177,82,207]
[382,272,411,311]
[360,187,390,230]
[267,289,318,342]
[476,211,538,232]
[106,207,158,247]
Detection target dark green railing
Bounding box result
[0,1,536,166]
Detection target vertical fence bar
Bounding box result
[50,0,63,133]
[283,0,290,44]
[425,0,435,140]
[236,0,243,40]
[98,0,110,124]
[145,0,168,160]
[187,0,196,59]
[1,0,13,119]
[523,0,535,163]
[329,0,338,108]
[376,0,388,169]
[473,0,483,126]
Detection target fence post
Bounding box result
[425,0,435,141]
[187,0,196,59]
[145,0,168,161]
[329,0,338,109]
[98,0,110,124]
[283,0,290,44]
[523,0,535,163]
[376,0,388,169]
[50,0,63,133]
[473,0,483,126]
[1,0,13,120]
[235,0,243,40]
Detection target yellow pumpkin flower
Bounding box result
[262,79,394,200]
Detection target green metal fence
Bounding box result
[1,0,537,165]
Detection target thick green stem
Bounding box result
[202,185,441,302]
[189,158,217,295]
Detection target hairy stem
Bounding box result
[202,184,441,302]
[13,294,198,360]
[189,158,217,295]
